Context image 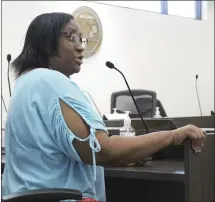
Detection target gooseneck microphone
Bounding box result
[195,74,202,116]
[1,95,7,113]
[7,54,12,97]
[1,55,11,114]
[106,61,149,134]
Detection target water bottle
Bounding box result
[120,111,135,136]
[113,108,117,114]
[154,107,162,118]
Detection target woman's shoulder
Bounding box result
[15,68,80,97]
[18,68,75,88]
[24,68,69,81]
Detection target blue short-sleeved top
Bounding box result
[2,68,108,201]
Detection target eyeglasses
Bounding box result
[60,32,88,48]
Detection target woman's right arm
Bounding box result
[60,100,206,167]
[95,130,173,166]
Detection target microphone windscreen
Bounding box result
[196,74,198,79]
[106,61,115,69]
[7,54,11,62]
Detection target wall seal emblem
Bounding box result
[72,6,103,58]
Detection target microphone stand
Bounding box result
[7,54,12,97]
[195,75,202,116]
[112,67,149,134]
[1,95,7,113]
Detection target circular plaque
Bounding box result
[72,6,103,58]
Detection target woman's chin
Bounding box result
[73,64,81,74]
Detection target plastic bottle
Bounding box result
[120,111,136,136]
[113,108,117,114]
[112,108,119,119]
[154,107,162,118]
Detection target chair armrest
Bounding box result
[2,188,82,202]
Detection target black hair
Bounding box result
[11,12,74,77]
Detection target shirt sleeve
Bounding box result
[38,71,107,180]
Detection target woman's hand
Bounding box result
[172,124,206,153]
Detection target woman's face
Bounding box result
[49,19,85,77]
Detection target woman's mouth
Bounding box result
[75,56,83,65]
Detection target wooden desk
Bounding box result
[1,135,215,202]
[104,115,215,131]
[105,160,185,182]
[168,115,214,128]
[1,116,214,202]
[104,133,215,202]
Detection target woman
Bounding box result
[2,12,205,202]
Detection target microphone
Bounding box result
[106,61,149,134]
[1,95,7,113]
[195,74,202,116]
[7,54,12,97]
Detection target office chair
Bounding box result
[1,161,82,202]
[2,188,82,202]
[156,99,167,117]
[110,89,157,118]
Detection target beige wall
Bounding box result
[1,1,214,124]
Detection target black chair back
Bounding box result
[111,89,157,118]
[2,188,82,202]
